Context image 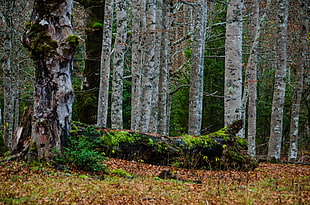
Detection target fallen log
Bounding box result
[70,120,257,171]
[7,107,257,171]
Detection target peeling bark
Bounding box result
[22,0,77,161]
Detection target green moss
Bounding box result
[29,142,37,152]
[91,22,103,28]
[0,132,7,156]
[207,127,227,138]
[183,135,217,149]
[25,22,31,27]
[27,23,58,59]
[110,169,132,178]
[66,35,80,47]
[102,131,141,151]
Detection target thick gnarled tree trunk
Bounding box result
[22,0,77,161]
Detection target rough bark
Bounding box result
[288,0,308,162]
[111,0,127,129]
[224,0,243,128]
[138,0,157,132]
[22,0,77,161]
[188,0,207,136]
[157,0,170,136]
[76,0,103,124]
[97,0,114,128]
[130,0,143,131]
[268,0,289,162]
[2,0,16,150]
[148,0,163,133]
[245,0,272,158]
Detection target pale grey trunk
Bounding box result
[245,0,271,157]
[130,0,143,131]
[138,0,156,132]
[97,0,114,127]
[224,0,243,128]
[246,0,271,158]
[157,0,170,135]
[3,38,14,149]
[188,0,207,136]
[2,0,16,149]
[111,0,127,129]
[245,0,259,158]
[23,0,76,161]
[148,0,163,133]
[268,0,288,162]
[288,0,308,162]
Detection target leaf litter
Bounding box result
[0,158,309,204]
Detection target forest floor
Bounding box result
[0,158,309,204]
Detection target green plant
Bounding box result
[91,22,103,28]
[56,136,107,172]
[110,169,132,178]
[0,130,7,156]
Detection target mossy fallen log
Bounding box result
[7,108,257,171]
[70,120,257,171]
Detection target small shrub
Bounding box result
[56,136,107,172]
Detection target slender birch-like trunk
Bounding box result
[245,0,259,157]
[157,0,170,135]
[97,0,114,127]
[268,0,289,162]
[288,0,308,162]
[149,0,163,133]
[188,0,207,136]
[138,0,156,132]
[224,0,243,128]
[3,38,14,149]
[130,0,143,131]
[246,0,271,157]
[111,0,127,129]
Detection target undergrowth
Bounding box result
[55,135,107,172]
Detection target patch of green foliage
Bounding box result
[56,135,107,172]
[207,127,227,138]
[91,22,103,28]
[27,23,58,60]
[110,169,132,178]
[66,35,80,48]
[101,131,143,154]
[182,135,218,149]
[0,130,7,156]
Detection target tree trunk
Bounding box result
[245,0,272,158]
[111,0,127,129]
[76,0,103,124]
[2,0,15,150]
[268,0,289,162]
[130,0,143,131]
[22,0,77,161]
[157,0,170,136]
[224,0,243,128]
[138,0,157,132]
[188,0,207,136]
[148,0,163,133]
[97,0,114,128]
[288,0,308,162]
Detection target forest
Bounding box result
[0,0,309,204]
